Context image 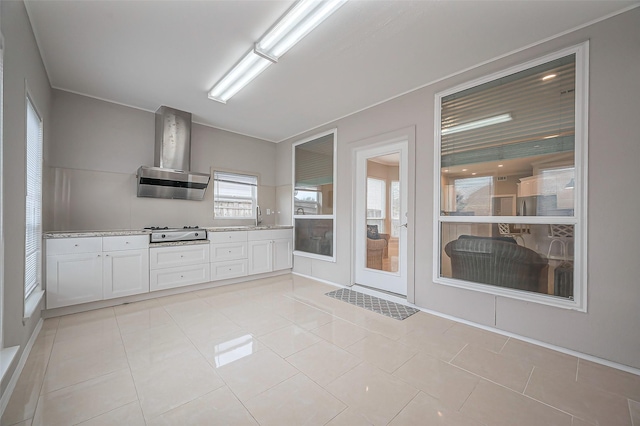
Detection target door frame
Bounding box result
[350,126,416,302]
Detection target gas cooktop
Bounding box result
[145,226,207,243]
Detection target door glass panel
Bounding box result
[366,156,399,273]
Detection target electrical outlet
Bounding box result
[266,208,271,215]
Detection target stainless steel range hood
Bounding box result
[137,106,210,201]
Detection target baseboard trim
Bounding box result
[0,318,43,417]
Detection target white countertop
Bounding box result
[43,225,293,239]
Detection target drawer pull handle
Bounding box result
[180,275,184,278]
[74,244,79,247]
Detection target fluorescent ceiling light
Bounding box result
[256,0,346,60]
[441,113,512,135]
[209,0,347,104]
[208,53,271,103]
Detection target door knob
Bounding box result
[401,223,408,228]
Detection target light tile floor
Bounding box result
[2,274,639,425]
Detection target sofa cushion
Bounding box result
[367,225,380,239]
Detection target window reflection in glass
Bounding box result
[294,219,333,257]
[440,222,574,298]
[440,54,576,218]
[294,134,334,215]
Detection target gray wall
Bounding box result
[279,9,640,369]
[48,90,279,231]
[1,0,52,394]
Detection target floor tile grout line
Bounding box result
[447,343,469,364]
[498,336,510,354]
[113,314,147,425]
[457,380,481,415]
[522,366,535,395]
[25,323,59,424]
[384,388,421,426]
[452,363,578,420]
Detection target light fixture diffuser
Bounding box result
[208,0,347,104]
[441,113,512,135]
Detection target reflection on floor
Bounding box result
[381,237,399,272]
[2,274,638,425]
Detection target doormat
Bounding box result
[325,288,419,321]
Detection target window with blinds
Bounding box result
[366,177,386,233]
[293,129,336,259]
[434,43,588,311]
[213,171,257,219]
[25,96,43,300]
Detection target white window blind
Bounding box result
[294,134,334,187]
[213,171,257,219]
[441,55,576,168]
[25,97,42,299]
[366,178,386,219]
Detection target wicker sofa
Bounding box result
[444,235,548,293]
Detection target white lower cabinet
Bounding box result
[247,230,294,275]
[46,252,103,309]
[46,235,150,309]
[149,244,210,291]
[103,248,149,299]
[46,230,292,309]
[273,238,294,270]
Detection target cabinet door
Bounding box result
[248,240,272,275]
[46,253,103,309]
[103,249,150,299]
[273,238,293,271]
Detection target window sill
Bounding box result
[0,346,19,383]
[293,251,336,263]
[24,289,45,322]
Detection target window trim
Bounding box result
[212,169,259,220]
[432,42,589,312]
[292,128,337,262]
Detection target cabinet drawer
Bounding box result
[149,245,210,270]
[150,264,210,291]
[103,235,149,251]
[46,237,102,256]
[210,242,247,262]
[248,229,293,241]
[211,259,248,281]
[208,231,248,244]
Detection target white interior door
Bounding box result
[354,140,408,296]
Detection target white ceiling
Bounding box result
[24,0,637,143]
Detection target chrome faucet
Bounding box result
[256,206,262,226]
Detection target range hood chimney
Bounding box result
[136,106,210,201]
